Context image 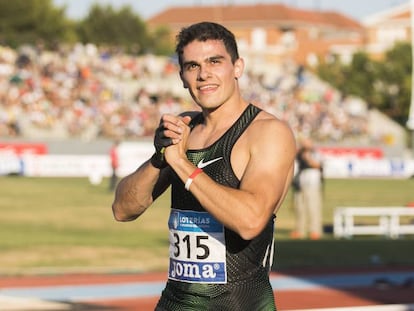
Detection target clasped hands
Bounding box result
[151,114,192,169]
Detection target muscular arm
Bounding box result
[167,115,296,240]
[111,114,192,221]
[111,161,171,221]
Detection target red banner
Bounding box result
[0,143,48,155]
[318,147,383,159]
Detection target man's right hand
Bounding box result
[150,114,192,169]
[150,119,173,169]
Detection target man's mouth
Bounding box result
[198,84,217,92]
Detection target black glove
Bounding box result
[150,123,172,169]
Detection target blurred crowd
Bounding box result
[0,43,369,142]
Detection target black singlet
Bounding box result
[156,104,277,311]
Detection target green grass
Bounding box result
[1,176,414,275]
[275,239,414,270]
[276,178,414,236]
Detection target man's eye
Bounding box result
[186,64,198,71]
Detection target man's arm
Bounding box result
[302,150,321,169]
[111,161,171,221]
[111,114,192,222]
[165,114,296,240]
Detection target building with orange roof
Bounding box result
[147,3,366,67]
[362,1,411,60]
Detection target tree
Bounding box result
[343,52,378,101]
[77,4,149,54]
[0,0,74,48]
[376,42,412,125]
[316,43,412,127]
[148,26,174,56]
[315,55,345,91]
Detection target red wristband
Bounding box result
[185,167,203,191]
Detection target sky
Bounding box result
[52,0,409,22]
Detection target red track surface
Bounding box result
[1,267,413,310]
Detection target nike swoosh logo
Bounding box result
[197,157,223,169]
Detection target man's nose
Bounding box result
[197,65,211,80]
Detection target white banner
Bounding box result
[1,142,414,179]
[22,154,110,178]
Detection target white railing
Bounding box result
[334,207,414,239]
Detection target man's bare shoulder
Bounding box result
[252,108,293,136]
[246,108,296,157]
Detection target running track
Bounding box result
[0,267,413,310]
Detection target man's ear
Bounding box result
[234,58,244,79]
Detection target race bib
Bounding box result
[168,209,227,283]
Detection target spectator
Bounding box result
[0,44,370,143]
[291,136,324,240]
[109,140,120,191]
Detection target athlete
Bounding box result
[112,22,296,310]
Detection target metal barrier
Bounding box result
[334,207,414,239]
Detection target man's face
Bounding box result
[180,39,243,110]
